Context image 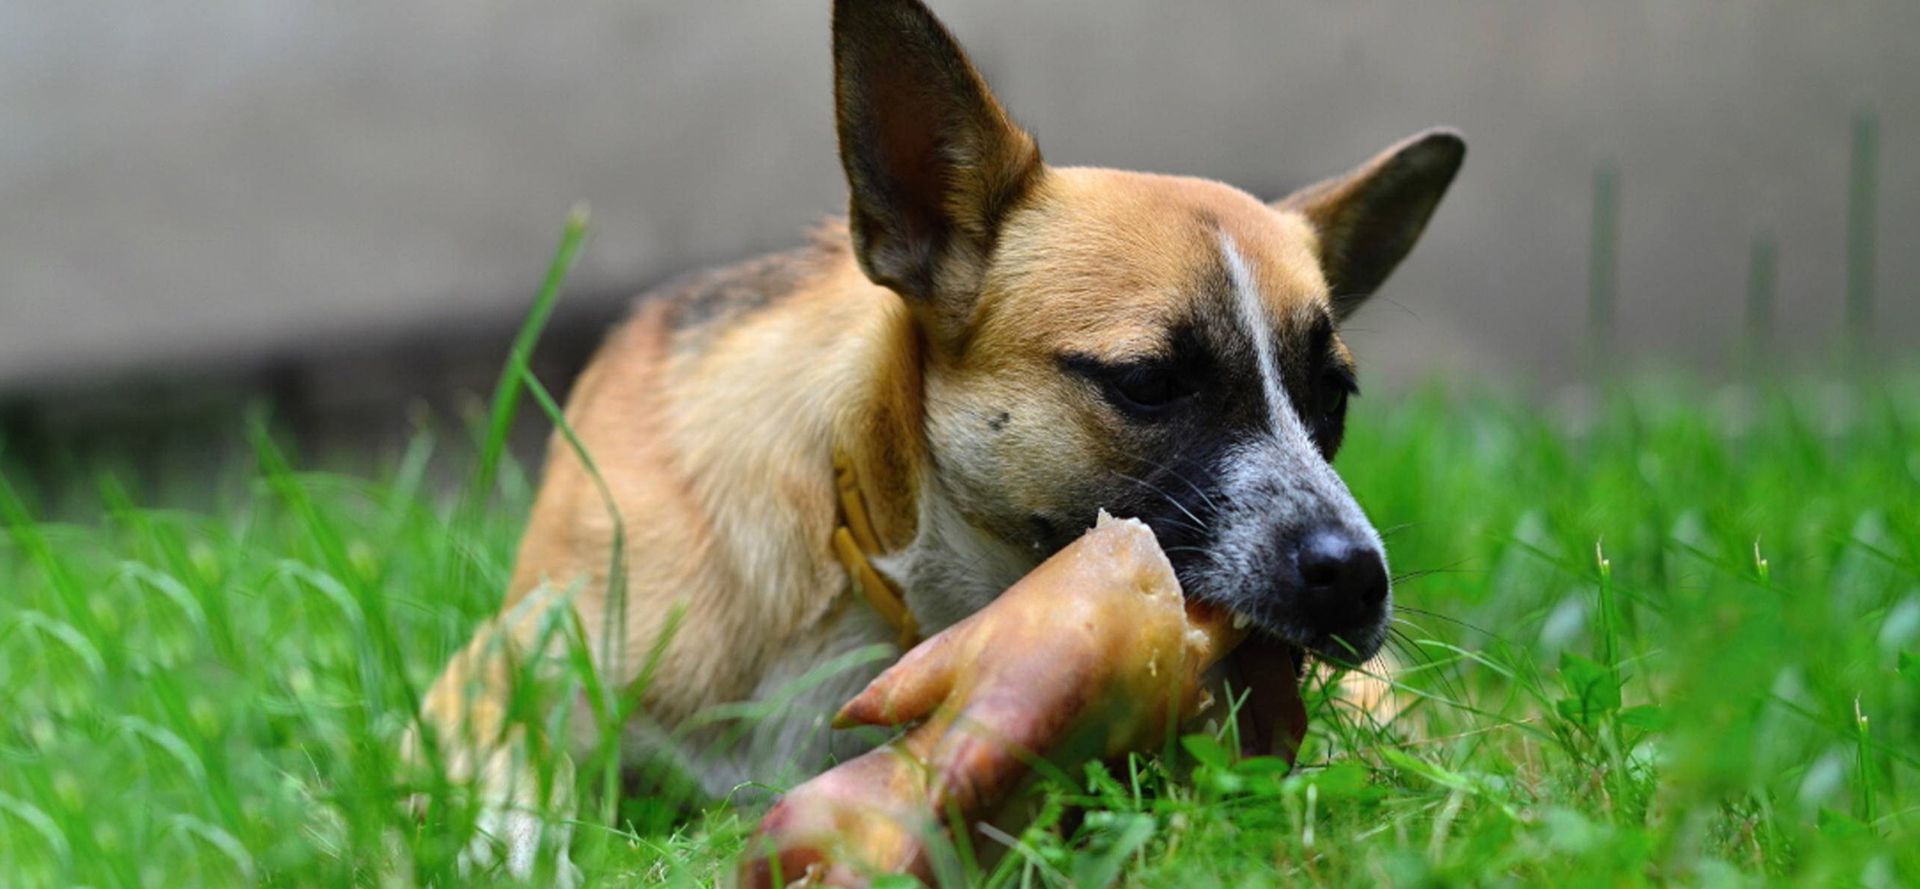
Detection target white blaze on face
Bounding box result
[1218,231,1293,436]
[1218,229,1379,484]
[1203,231,1390,650]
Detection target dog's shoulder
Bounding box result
[641,218,855,348]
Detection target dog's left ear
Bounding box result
[833,0,1044,341]
[1277,128,1465,320]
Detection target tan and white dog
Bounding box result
[408,0,1462,878]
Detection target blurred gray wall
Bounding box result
[2,1,1916,412]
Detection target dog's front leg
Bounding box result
[406,598,591,887]
[663,606,903,805]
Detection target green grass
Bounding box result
[3,221,1917,885]
[6,375,1917,887]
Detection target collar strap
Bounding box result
[832,448,920,648]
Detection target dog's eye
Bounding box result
[1060,355,1191,419]
[1109,364,1183,412]
[1318,367,1357,418]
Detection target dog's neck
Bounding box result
[647,255,919,641]
[826,289,1041,634]
[664,248,1034,642]
[824,274,1038,635]
[826,288,925,558]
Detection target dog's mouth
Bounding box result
[1187,601,1310,761]
[1222,633,1309,760]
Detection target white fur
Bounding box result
[1219,232,1291,432]
[874,473,1037,635]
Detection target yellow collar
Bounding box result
[831,449,920,648]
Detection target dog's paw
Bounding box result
[461,804,581,888]
[449,749,580,887]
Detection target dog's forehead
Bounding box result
[981,167,1330,356]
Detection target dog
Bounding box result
[406,0,1462,879]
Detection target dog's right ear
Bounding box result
[833,0,1043,340]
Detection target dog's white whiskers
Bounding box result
[1117,448,1222,514]
[1112,469,1210,533]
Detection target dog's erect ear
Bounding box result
[1277,129,1465,320]
[833,0,1043,336]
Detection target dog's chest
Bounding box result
[873,486,1038,636]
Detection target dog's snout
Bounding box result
[1189,438,1392,662]
[1294,529,1389,635]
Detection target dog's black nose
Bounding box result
[1294,529,1389,635]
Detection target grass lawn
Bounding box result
[5,369,1917,887]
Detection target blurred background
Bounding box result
[2,0,1915,496]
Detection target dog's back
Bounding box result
[501,221,909,727]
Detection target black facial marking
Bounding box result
[1048,237,1378,660]
[1076,262,1275,591]
[1280,314,1356,460]
[1102,438,1236,583]
[987,411,1011,431]
[1058,350,1196,421]
[1311,362,1357,459]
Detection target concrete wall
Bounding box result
[2,1,1915,426]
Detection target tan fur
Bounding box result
[986,169,1329,359]
[420,245,916,734]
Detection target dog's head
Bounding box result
[834,0,1462,666]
